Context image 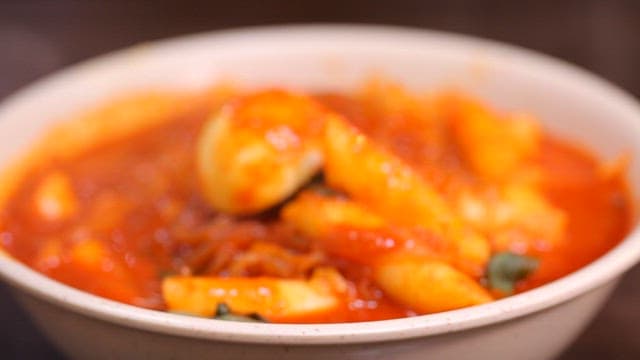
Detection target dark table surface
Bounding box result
[1,1,639,358]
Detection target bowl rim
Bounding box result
[1,24,640,345]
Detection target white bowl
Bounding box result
[0,25,639,360]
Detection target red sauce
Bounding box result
[519,138,631,290]
[0,90,632,323]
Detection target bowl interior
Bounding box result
[0,25,639,344]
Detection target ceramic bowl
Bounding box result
[0,25,639,360]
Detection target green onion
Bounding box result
[213,303,267,323]
[487,252,539,294]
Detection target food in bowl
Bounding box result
[0,79,631,324]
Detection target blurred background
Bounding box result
[0,0,638,358]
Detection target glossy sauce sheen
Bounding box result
[0,92,632,322]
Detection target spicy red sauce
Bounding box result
[0,91,632,322]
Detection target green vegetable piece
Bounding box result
[213,303,267,323]
[215,303,232,316]
[304,174,342,197]
[487,252,539,294]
